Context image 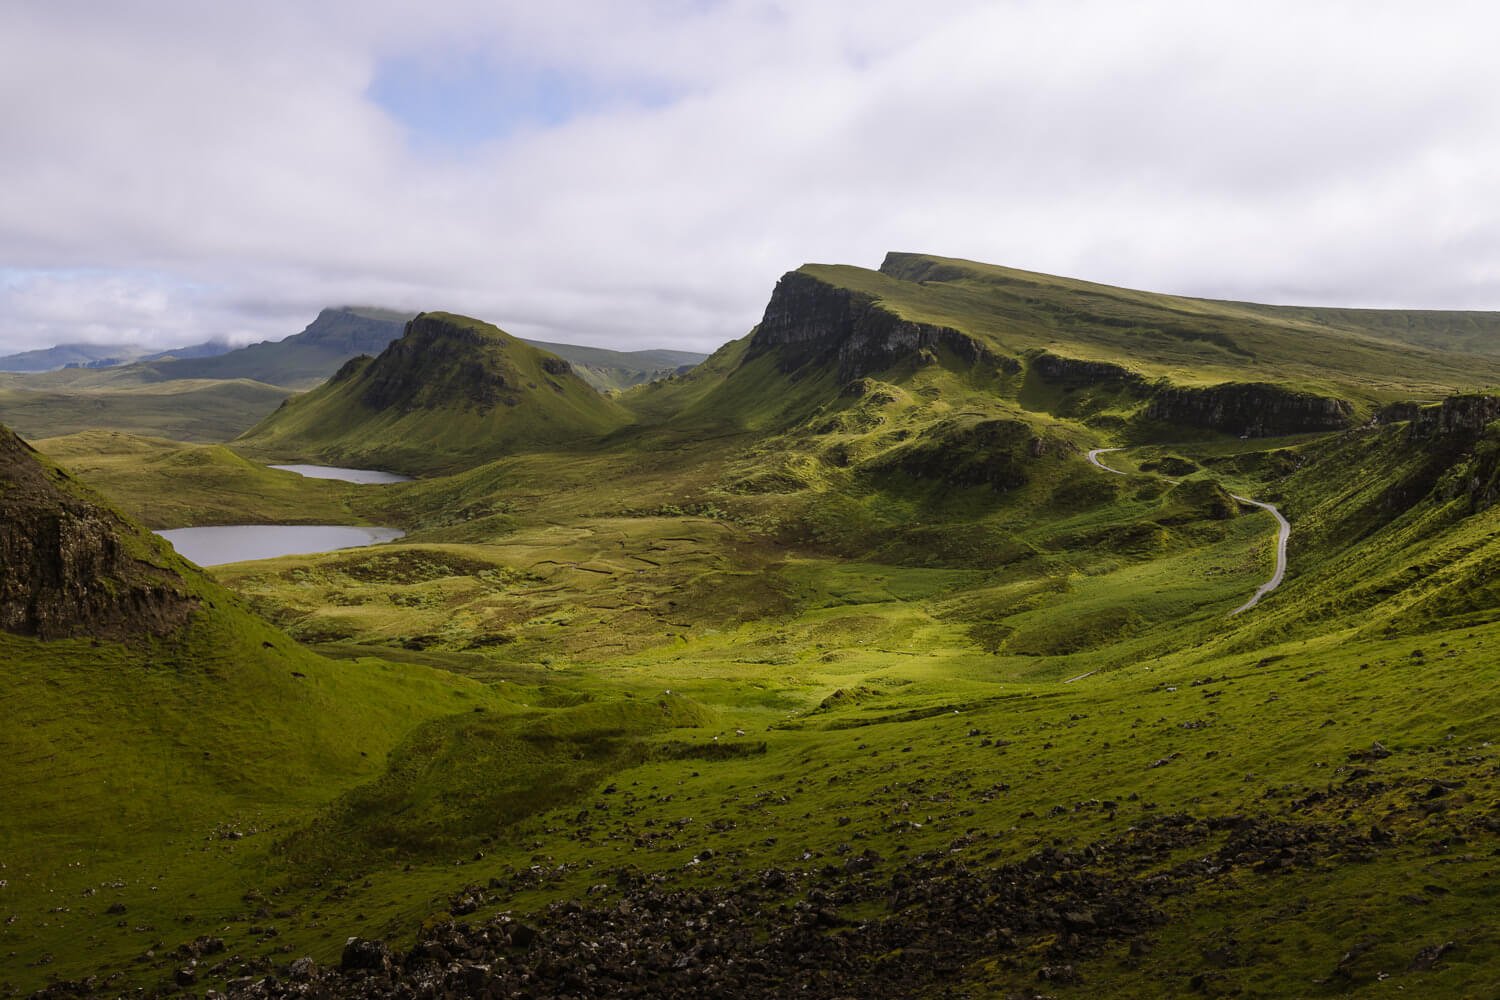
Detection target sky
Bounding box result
[2,0,1499,354]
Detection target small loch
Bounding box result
[269,464,412,484]
[156,525,406,567]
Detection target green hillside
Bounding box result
[0,423,508,992]
[8,257,1500,996]
[236,312,632,475]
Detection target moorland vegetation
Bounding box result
[3,254,1500,997]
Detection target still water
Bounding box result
[156,525,405,567]
[269,464,411,484]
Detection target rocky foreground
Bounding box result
[30,801,1436,999]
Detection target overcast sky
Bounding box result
[2,0,1498,354]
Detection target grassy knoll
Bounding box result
[235,313,632,476]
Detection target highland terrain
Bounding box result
[3,253,1500,998]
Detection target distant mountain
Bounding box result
[138,340,237,363]
[237,311,631,474]
[0,342,147,372]
[144,306,414,389]
[521,339,707,392]
[0,339,238,373]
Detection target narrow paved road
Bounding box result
[1086,446,1288,616]
[1225,495,1289,616]
[1086,447,1127,474]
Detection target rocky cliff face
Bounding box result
[1145,383,1353,436]
[748,271,1017,381]
[1407,394,1500,439]
[0,425,196,639]
[1030,352,1147,387]
[1399,395,1500,513]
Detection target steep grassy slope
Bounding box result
[0,423,511,993]
[237,312,632,475]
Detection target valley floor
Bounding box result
[6,410,1500,998]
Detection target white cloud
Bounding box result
[2,0,1499,354]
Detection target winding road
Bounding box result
[1085,447,1288,616]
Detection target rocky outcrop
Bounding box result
[748,271,1017,381]
[1031,352,1148,387]
[1407,394,1500,439]
[0,425,196,640]
[1145,383,1353,437]
[1373,401,1422,425]
[361,314,525,412]
[868,418,1076,492]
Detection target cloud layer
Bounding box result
[3,1,1499,353]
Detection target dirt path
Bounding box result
[1086,446,1288,615]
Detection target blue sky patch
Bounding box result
[368,49,640,151]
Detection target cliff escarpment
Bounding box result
[748,271,1017,382]
[1405,395,1500,513]
[0,424,196,639]
[1145,383,1354,437]
[1408,394,1500,440]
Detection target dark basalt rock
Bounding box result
[1145,383,1353,437]
[1031,351,1147,387]
[1407,394,1500,439]
[748,271,1018,381]
[0,424,196,640]
[205,810,1393,1000]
